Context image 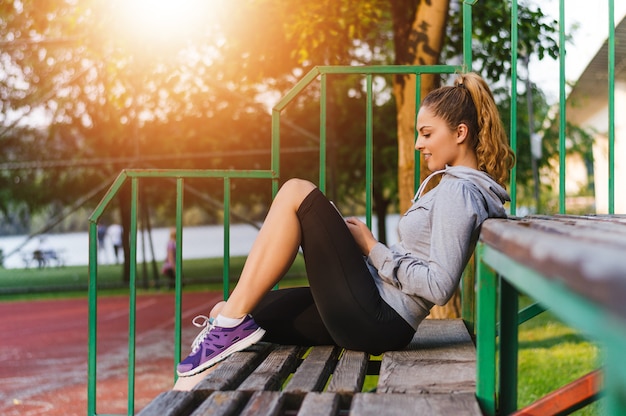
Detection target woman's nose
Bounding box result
[415,135,424,150]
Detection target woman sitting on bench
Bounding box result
[177,72,515,377]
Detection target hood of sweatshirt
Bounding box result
[413,165,510,217]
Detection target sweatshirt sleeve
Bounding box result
[368,181,483,305]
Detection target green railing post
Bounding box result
[476,242,498,416]
[320,73,328,193]
[127,177,139,415]
[365,73,374,227]
[558,0,567,214]
[223,178,231,301]
[174,178,184,377]
[413,74,421,196]
[509,0,518,215]
[499,278,519,414]
[87,220,98,416]
[608,0,615,214]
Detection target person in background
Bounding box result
[177,72,515,378]
[161,227,177,289]
[108,223,123,264]
[97,223,108,263]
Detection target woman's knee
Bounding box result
[278,179,317,204]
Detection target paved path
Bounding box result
[0,291,221,416]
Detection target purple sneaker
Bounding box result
[177,314,265,377]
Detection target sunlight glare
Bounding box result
[116,0,215,45]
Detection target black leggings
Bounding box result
[251,188,414,355]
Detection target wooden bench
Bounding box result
[475,215,626,415]
[138,319,482,415]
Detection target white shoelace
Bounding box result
[190,315,214,353]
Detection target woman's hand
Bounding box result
[345,217,378,255]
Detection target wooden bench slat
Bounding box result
[523,216,626,246]
[237,344,305,392]
[378,319,476,394]
[193,343,271,392]
[297,392,341,416]
[137,390,207,416]
[283,346,341,394]
[351,392,482,415]
[189,391,250,416]
[239,391,285,416]
[327,350,369,396]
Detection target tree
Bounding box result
[0,0,560,300]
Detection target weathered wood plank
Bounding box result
[283,346,341,394]
[351,392,482,415]
[378,319,475,394]
[405,319,475,359]
[523,216,626,245]
[192,343,272,393]
[189,391,250,416]
[327,350,369,396]
[137,390,208,416]
[480,217,626,319]
[238,391,285,416]
[298,392,340,416]
[237,345,305,392]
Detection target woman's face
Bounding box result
[415,106,465,172]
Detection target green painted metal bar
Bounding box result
[517,302,546,326]
[87,220,99,416]
[126,177,139,416]
[174,178,184,377]
[274,67,321,112]
[223,178,231,300]
[414,75,421,196]
[271,108,281,198]
[608,0,615,214]
[509,0,518,215]
[475,242,498,416]
[365,73,373,228]
[89,171,129,222]
[558,0,567,214]
[317,65,461,75]
[604,323,626,415]
[461,260,476,336]
[319,73,328,192]
[499,278,519,414]
[462,1,476,71]
[124,169,275,179]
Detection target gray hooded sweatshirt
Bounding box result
[367,165,510,330]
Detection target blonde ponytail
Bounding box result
[421,72,515,188]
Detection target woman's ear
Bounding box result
[456,123,469,144]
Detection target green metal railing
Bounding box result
[86,64,464,416]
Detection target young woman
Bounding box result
[177,72,515,377]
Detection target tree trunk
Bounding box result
[392,0,460,319]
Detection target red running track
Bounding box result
[0,291,222,416]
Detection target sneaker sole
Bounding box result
[177,327,266,377]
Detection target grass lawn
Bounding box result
[517,303,601,415]
[0,261,601,413]
[0,255,308,300]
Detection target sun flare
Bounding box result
[114,0,215,45]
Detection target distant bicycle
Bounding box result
[22,249,65,269]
